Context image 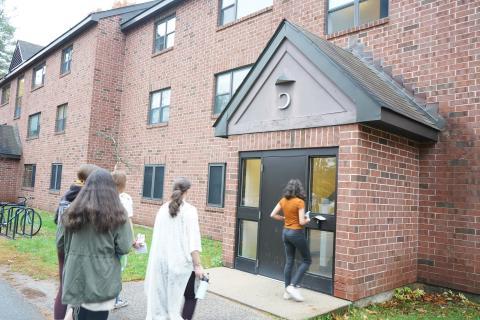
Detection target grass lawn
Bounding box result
[0,209,223,281]
[314,288,480,320]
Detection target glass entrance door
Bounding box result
[235,149,338,294]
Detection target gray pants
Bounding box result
[282,228,312,287]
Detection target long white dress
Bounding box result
[145,201,202,320]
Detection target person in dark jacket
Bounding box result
[57,168,132,320]
[53,164,98,320]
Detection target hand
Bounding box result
[305,218,311,224]
[194,265,204,279]
[132,240,142,249]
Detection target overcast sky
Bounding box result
[5,0,150,46]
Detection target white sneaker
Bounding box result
[286,285,304,302]
[283,291,291,300]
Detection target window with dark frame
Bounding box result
[214,65,251,115]
[154,16,176,53]
[27,113,41,138]
[148,88,170,125]
[55,104,67,133]
[1,84,10,105]
[219,0,273,25]
[327,0,389,34]
[22,164,36,188]
[207,163,226,207]
[32,63,46,89]
[61,46,73,74]
[142,165,165,199]
[50,163,62,191]
[14,76,24,119]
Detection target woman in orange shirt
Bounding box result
[270,179,312,302]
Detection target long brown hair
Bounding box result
[282,179,306,200]
[62,168,127,232]
[168,177,191,217]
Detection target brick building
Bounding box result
[0,0,478,301]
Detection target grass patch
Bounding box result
[0,210,223,281]
[314,288,480,320]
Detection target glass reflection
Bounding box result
[310,157,336,215]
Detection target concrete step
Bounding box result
[206,267,351,320]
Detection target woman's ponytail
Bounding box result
[168,177,191,217]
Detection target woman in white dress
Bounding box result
[145,177,204,320]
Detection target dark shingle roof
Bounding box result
[18,40,43,61]
[0,125,22,159]
[295,25,444,130]
[8,41,43,72]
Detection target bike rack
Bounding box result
[0,204,39,239]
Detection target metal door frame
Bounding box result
[234,147,339,294]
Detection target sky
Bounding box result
[5,0,150,46]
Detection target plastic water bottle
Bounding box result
[195,275,209,299]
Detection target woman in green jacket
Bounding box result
[57,168,132,320]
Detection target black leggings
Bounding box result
[76,307,108,320]
[182,272,198,320]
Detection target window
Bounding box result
[61,46,73,74]
[14,76,24,119]
[27,113,41,138]
[327,0,389,34]
[1,84,10,105]
[142,165,165,199]
[220,0,272,25]
[32,63,46,89]
[154,16,176,53]
[309,157,337,215]
[238,220,258,259]
[214,66,251,115]
[55,104,67,133]
[207,163,226,207]
[50,163,62,191]
[22,164,36,188]
[148,88,170,124]
[240,159,261,207]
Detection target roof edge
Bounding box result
[121,0,183,31]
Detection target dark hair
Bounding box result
[111,170,127,192]
[282,179,306,200]
[77,164,99,182]
[62,168,127,233]
[168,177,191,217]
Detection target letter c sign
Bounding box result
[278,93,291,110]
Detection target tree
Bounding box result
[112,0,136,9]
[0,0,15,77]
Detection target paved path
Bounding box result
[0,266,272,320]
[0,278,44,320]
[111,281,273,320]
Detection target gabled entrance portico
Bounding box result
[214,20,444,301]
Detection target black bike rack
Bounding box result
[0,204,39,239]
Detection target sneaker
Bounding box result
[286,285,304,302]
[283,291,291,300]
[114,299,129,309]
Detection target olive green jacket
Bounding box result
[56,219,132,305]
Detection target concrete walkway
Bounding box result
[0,278,45,320]
[207,267,351,320]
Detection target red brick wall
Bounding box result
[0,158,20,202]
[87,17,126,170]
[0,0,477,299]
[0,25,98,211]
[325,0,480,295]
[119,0,479,297]
[222,124,419,300]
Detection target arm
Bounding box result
[188,207,204,278]
[191,250,204,278]
[114,219,133,255]
[270,203,284,221]
[298,207,310,226]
